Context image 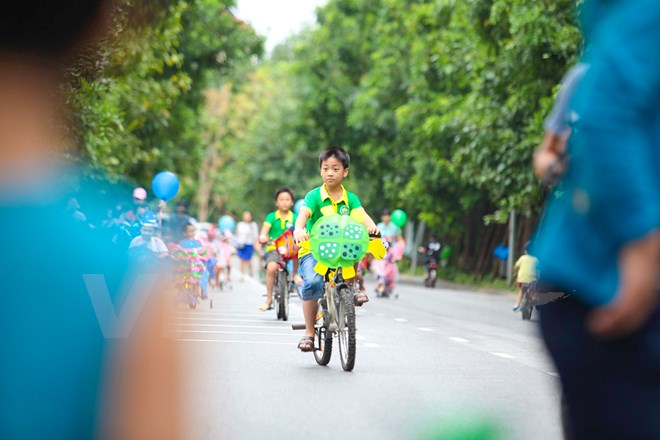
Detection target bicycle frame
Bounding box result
[320,268,350,333]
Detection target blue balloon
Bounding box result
[293,199,305,215]
[151,171,180,201]
[218,215,236,233]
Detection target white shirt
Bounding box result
[235,221,258,246]
[129,236,169,254]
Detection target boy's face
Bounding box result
[185,225,196,238]
[381,213,391,224]
[276,192,293,212]
[320,156,348,186]
[141,225,156,238]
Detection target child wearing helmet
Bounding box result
[129,212,169,257]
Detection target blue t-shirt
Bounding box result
[0,172,139,438]
[532,0,660,306]
[377,221,402,241]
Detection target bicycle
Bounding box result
[293,267,357,371]
[293,229,385,372]
[267,229,299,321]
[520,281,536,321]
[171,245,210,310]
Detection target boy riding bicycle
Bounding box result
[293,146,380,352]
[258,187,301,311]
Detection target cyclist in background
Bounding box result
[512,244,538,311]
[258,187,301,311]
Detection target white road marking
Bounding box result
[394,318,408,323]
[356,334,367,341]
[363,343,380,348]
[171,318,296,324]
[491,352,515,359]
[375,313,387,317]
[175,339,291,345]
[172,330,296,337]
[449,337,470,343]
[418,327,434,332]
[171,324,297,330]
[174,313,292,318]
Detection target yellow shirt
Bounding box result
[515,255,538,283]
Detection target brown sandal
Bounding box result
[297,336,314,352]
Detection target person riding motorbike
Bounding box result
[418,235,442,287]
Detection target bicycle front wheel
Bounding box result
[276,271,290,321]
[314,301,332,365]
[337,287,356,371]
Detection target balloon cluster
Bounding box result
[171,247,208,285]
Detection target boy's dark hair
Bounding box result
[0,0,108,56]
[319,146,350,168]
[275,187,294,200]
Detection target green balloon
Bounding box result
[391,209,407,228]
[310,214,370,269]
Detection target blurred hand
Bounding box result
[294,228,308,244]
[588,231,660,338]
[534,131,569,185]
[367,226,380,236]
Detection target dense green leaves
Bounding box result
[72,0,581,273]
[67,0,263,197]
[216,0,581,271]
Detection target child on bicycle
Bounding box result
[128,211,169,258]
[213,230,235,288]
[512,243,539,311]
[176,223,210,299]
[293,146,380,352]
[258,187,301,311]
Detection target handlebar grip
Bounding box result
[291,324,306,330]
[369,233,382,238]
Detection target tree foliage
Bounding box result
[217,0,581,271]
[71,0,581,273]
[67,0,263,198]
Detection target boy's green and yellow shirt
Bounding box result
[299,184,363,257]
[264,209,297,251]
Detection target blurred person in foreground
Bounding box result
[532,1,660,438]
[0,1,181,439]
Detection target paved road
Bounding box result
[173,272,563,440]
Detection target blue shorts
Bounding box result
[299,254,325,301]
[237,244,254,261]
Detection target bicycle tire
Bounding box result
[338,287,356,371]
[521,285,533,321]
[277,271,289,321]
[275,273,282,320]
[314,303,332,365]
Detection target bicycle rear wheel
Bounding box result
[337,287,356,371]
[314,301,332,365]
[521,285,533,321]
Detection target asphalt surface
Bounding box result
[174,270,563,440]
